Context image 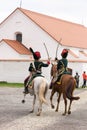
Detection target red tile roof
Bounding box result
[1,7,87,50]
[19,8,87,49]
[1,39,31,55]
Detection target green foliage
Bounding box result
[0,81,23,88]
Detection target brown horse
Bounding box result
[50,63,80,115]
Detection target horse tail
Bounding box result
[39,80,48,105]
[66,78,80,100]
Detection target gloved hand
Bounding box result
[47,60,50,65]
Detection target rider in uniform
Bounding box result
[57,49,71,84]
[24,47,50,94]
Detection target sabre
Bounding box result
[43,43,50,60]
[56,38,62,58]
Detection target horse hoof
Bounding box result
[29,110,34,113]
[68,111,71,114]
[62,113,66,116]
[55,109,58,112]
[36,113,40,116]
[51,105,55,109]
[22,100,25,103]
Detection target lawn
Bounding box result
[0,81,23,88]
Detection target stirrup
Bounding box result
[23,87,29,94]
[57,82,61,85]
[23,91,29,94]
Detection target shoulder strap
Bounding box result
[31,62,36,72]
[60,60,64,67]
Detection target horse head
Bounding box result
[50,63,58,77]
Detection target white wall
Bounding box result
[0,41,30,60]
[68,61,87,87]
[0,60,87,88]
[0,61,51,83]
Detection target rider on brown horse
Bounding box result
[24,47,50,94]
[49,49,71,90]
[56,49,71,84]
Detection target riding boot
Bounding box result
[49,82,53,89]
[57,75,61,84]
[23,86,29,94]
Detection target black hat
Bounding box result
[29,47,41,60]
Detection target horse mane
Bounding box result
[51,63,57,77]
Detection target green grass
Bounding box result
[0,81,24,88]
[0,81,87,89]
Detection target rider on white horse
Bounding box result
[24,47,50,94]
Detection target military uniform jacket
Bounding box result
[57,58,68,74]
[28,60,49,74]
[34,61,49,74]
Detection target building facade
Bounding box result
[0,8,87,86]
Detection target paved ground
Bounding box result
[0,87,87,130]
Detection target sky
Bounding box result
[0,0,87,26]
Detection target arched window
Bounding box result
[16,33,22,43]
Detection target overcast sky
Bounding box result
[0,0,87,26]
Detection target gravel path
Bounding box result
[0,87,87,130]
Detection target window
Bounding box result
[16,33,22,43]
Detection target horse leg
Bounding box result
[36,100,42,116]
[68,99,72,114]
[62,93,67,115]
[29,94,36,113]
[22,77,29,103]
[50,90,55,109]
[22,93,26,103]
[55,93,61,112]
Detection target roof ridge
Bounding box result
[19,8,85,28]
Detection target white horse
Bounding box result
[22,76,49,116]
